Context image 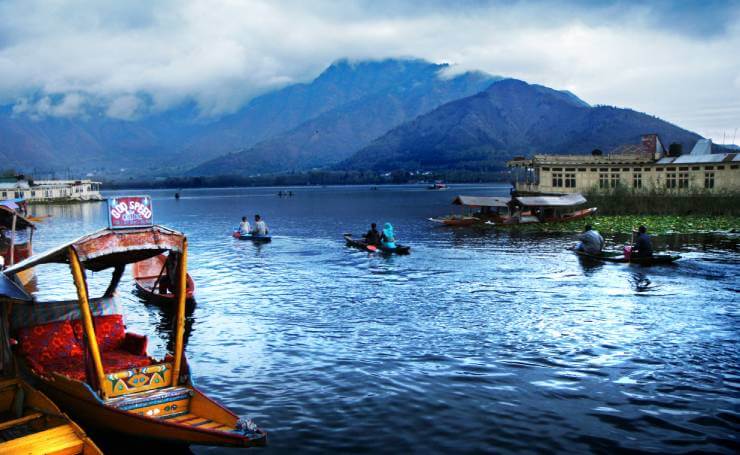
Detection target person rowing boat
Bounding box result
[363,223,381,246]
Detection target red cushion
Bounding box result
[17,320,83,363]
[72,314,126,351]
[29,350,152,381]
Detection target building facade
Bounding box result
[508,135,739,194]
[0,178,103,202]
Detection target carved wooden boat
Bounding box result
[132,253,195,302]
[0,377,102,454]
[2,225,267,448]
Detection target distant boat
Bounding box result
[427,181,448,190]
[232,231,272,243]
[133,253,196,302]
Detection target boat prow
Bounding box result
[133,253,196,303]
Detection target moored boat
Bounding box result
[344,234,410,255]
[574,249,681,265]
[428,216,480,226]
[133,253,196,303]
[0,377,103,454]
[0,203,35,286]
[495,193,596,225]
[2,196,266,448]
[430,195,512,227]
[232,231,272,243]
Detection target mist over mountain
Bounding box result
[340,79,703,172]
[1,60,707,180]
[189,62,498,176]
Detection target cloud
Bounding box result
[0,0,738,139]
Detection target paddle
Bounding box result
[366,245,377,252]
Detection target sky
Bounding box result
[1,0,739,143]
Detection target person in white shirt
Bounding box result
[252,214,269,236]
[238,216,251,235]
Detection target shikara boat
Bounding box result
[232,231,272,243]
[0,204,35,285]
[0,377,102,454]
[496,193,597,225]
[2,225,267,448]
[427,181,448,190]
[132,253,196,303]
[430,196,511,227]
[344,234,410,255]
[574,249,681,265]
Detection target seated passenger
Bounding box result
[252,214,269,236]
[381,222,396,249]
[632,225,653,258]
[239,216,251,235]
[364,223,381,246]
[576,224,604,255]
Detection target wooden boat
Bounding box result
[232,231,272,243]
[132,253,195,302]
[2,225,267,448]
[344,234,410,255]
[0,204,35,286]
[496,194,597,225]
[430,196,511,227]
[574,249,681,265]
[428,216,480,227]
[0,377,102,454]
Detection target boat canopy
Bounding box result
[452,196,510,208]
[0,205,35,230]
[515,193,587,207]
[0,274,32,301]
[3,225,184,274]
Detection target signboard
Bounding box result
[107,196,153,229]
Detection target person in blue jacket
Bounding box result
[381,222,396,249]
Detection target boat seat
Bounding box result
[16,315,152,382]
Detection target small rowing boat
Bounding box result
[232,231,272,243]
[0,378,102,454]
[574,249,681,265]
[344,234,410,255]
[133,253,196,302]
[428,216,481,227]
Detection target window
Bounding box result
[678,172,689,189]
[705,172,715,189]
[590,168,597,172]
[666,173,677,189]
[578,168,586,172]
[633,173,642,188]
[610,173,620,188]
[1,191,6,198]
[731,165,738,169]
[622,168,630,171]
[565,173,576,188]
[552,173,563,187]
[31,191,36,197]
[717,166,725,170]
[599,173,609,189]
[692,166,700,171]
[705,166,714,170]
[543,167,550,171]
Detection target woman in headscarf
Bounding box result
[381,222,396,249]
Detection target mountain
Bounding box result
[340,79,702,172]
[188,62,498,175]
[1,58,497,177]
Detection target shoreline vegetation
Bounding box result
[488,215,739,235]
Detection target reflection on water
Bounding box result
[24,185,740,453]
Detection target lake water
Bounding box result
[24,185,739,454]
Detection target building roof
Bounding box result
[452,195,510,208]
[515,193,587,207]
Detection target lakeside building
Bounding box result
[507,135,740,194]
[0,177,103,202]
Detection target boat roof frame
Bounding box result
[3,224,185,275]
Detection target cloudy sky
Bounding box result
[1,0,738,143]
